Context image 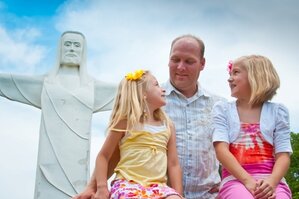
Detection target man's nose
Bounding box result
[177,62,186,70]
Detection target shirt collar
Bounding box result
[163,79,211,98]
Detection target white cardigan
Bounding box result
[212,100,292,154]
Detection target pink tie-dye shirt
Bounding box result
[222,123,275,179]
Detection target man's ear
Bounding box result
[200,57,206,71]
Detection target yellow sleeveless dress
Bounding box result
[114,124,170,186]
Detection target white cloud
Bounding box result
[0,27,46,73]
[0,99,39,198]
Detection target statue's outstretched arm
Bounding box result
[0,73,44,108]
[93,80,117,113]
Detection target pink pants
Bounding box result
[218,180,292,199]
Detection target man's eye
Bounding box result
[171,58,179,63]
[186,60,194,64]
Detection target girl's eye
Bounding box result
[233,70,239,74]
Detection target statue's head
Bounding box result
[48,31,90,85]
[60,31,85,67]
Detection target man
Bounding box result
[0,31,116,199]
[163,35,222,198]
[73,34,222,199]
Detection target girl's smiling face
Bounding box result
[144,74,166,111]
[228,63,251,100]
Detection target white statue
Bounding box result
[0,31,116,199]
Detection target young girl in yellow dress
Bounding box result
[91,70,183,199]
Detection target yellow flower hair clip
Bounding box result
[125,69,145,81]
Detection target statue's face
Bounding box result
[60,33,84,66]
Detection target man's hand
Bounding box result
[208,183,220,194]
[72,186,96,199]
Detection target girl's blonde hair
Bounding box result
[108,71,171,132]
[234,55,280,106]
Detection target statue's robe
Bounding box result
[0,73,116,198]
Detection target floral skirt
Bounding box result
[110,179,181,199]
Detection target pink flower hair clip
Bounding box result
[227,60,233,73]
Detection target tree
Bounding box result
[286,132,299,198]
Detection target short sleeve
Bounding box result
[274,103,293,154]
[212,101,230,143]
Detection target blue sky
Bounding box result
[2,0,62,16]
[1,0,299,198]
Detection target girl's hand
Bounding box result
[254,179,276,199]
[243,177,258,196]
[92,186,109,199]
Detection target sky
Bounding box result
[0,0,298,198]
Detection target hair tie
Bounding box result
[125,69,145,81]
[227,60,233,73]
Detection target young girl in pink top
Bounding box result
[212,55,292,198]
